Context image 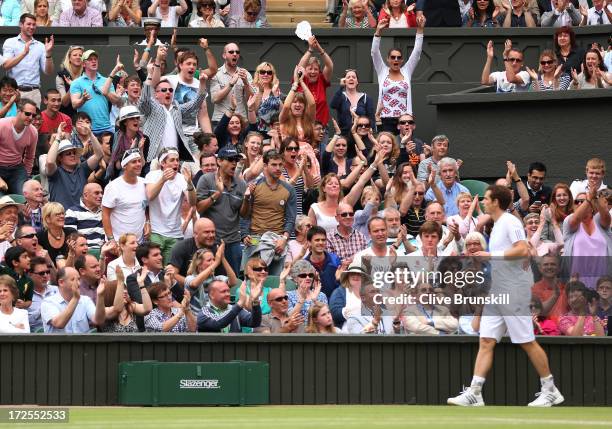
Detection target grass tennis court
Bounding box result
[6,405,612,429]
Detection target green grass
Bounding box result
[2,406,611,429]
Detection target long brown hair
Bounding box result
[318,173,344,202]
[281,92,314,143]
[389,162,411,205]
[306,302,335,333]
[103,280,135,316]
[549,183,574,224]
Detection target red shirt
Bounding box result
[299,71,330,126]
[40,110,73,134]
[532,280,568,323]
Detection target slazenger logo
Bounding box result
[179,379,221,389]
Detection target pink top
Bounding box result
[558,314,603,336]
[447,214,478,238]
[0,117,37,174]
[380,77,409,118]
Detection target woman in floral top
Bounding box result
[339,0,376,28]
[145,282,196,332]
[558,281,605,336]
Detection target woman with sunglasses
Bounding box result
[467,0,500,27]
[526,50,571,91]
[280,137,317,217]
[371,14,425,133]
[322,128,365,188]
[37,202,72,266]
[56,45,83,119]
[145,281,195,332]
[287,260,327,320]
[349,115,376,158]
[189,0,225,27]
[540,183,574,242]
[330,69,375,137]
[563,191,611,290]
[108,0,142,26]
[251,62,282,134]
[229,0,269,27]
[234,258,276,315]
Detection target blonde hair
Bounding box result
[187,248,214,275]
[0,275,19,304]
[118,233,137,254]
[253,62,279,89]
[306,303,335,333]
[455,192,472,206]
[42,202,65,229]
[61,46,84,80]
[360,185,381,207]
[586,158,606,174]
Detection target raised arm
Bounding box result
[481,40,495,85]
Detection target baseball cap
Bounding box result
[81,50,98,61]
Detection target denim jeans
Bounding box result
[224,241,243,277]
[0,165,28,197]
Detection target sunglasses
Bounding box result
[540,60,554,65]
[285,146,299,152]
[356,123,369,128]
[62,150,77,156]
[273,295,289,302]
[505,58,523,63]
[22,111,35,117]
[158,87,174,93]
[339,212,354,218]
[19,233,37,239]
[252,266,268,272]
[399,120,415,125]
[297,273,315,279]
[33,270,51,276]
[246,11,258,16]
[258,70,273,75]
[414,191,425,196]
[574,199,585,204]
[227,50,240,55]
[390,55,402,60]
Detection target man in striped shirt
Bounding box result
[65,183,104,254]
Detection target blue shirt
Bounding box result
[425,180,470,217]
[70,72,114,132]
[0,101,17,117]
[305,251,342,299]
[2,36,46,86]
[40,292,96,333]
[1,0,21,26]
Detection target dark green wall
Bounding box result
[1,334,610,406]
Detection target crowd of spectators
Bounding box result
[0,10,609,336]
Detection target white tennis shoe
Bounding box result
[527,387,564,407]
[447,387,485,407]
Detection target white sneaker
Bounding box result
[527,387,564,407]
[447,387,485,407]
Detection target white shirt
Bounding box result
[41,293,96,333]
[102,176,147,242]
[155,6,181,27]
[569,179,607,198]
[144,169,188,238]
[0,308,30,333]
[29,285,59,332]
[489,212,532,291]
[106,255,141,281]
[164,74,202,136]
[586,6,611,25]
[162,107,179,150]
[489,71,531,93]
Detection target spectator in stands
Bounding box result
[0,196,21,262]
[251,62,282,135]
[371,15,424,132]
[229,0,266,23]
[0,275,30,333]
[40,89,73,135]
[194,152,218,185]
[402,282,458,334]
[326,203,368,263]
[287,260,327,319]
[559,281,605,336]
[140,46,204,164]
[15,225,53,272]
[197,278,262,332]
[74,253,100,303]
[255,287,305,333]
[306,302,339,333]
[97,267,151,332]
[322,134,361,184]
[241,132,265,181]
[56,45,83,120]
[447,193,481,238]
[330,70,375,137]
[210,43,253,126]
[0,246,34,309]
[286,215,310,262]
[27,256,57,332]
[0,99,38,197]
[279,138,315,217]
[183,246,223,313]
[148,0,188,27]
[47,137,103,210]
[579,0,612,26]
[102,149,148,244]
[563,191,611,289]
[541,0,581,27]
[145,281,195,332]
[395,113,425,168]
[499,0,537,27]
[65,232,89,267]
[107,0,142,27]
[329,263,369,327]
[531,296,560,336]
[515,161,551,216]
[417,135,448,181]
[3,14,54,107]
[145,149,196,264]
[554,26,584,74]
[415,0,461,26]
[190,0,225,27]
[229,0,269,27]
[70,50,121,135]
[196,146,246,275]
[37,202,72,265]
[595,276,611,331]
[304,226,341,299]
[338,0,376,28]
[399,179,427,238]
[240,149,296,275]
[570,158,607,197]
[526,50,571,91]
[425,157,468,216]
[41,266,103,333]
[539,183,573,242]
[22,0,61,24]
[213,94,257,151]
[570,48,611,89]
[193,131,219,158]
[378,0,417,27]
[532,254,568,322]
[106,106,149,180]
[0,77,19,118]
[467,0,499,27]
[481,39,530,92]
[56,0,103,26]
[32,0,53,26]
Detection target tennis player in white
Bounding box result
[447,185,564,407]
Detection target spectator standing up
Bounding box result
[424,157,469,217]
[481,39,530,93]
[326,203,368,263]
[417,134,449,182]
[56,45,83,120]
[196,146,246,276]
[56,0,104,26]
[0,99,38,196]
[540,0,581,27]
[371,15,425,133]
[554,26,584,74]
[2,13,54,107]
[41,266,104,333]
[228,0,269,27]
[579,0,612,25]
[197,279,262,332]
[70,50,121,135]
[0,275,30,333]
[330,69,375,137]
[102,149,148,244]
[378,0,417,28]
[570,158,607,197]
[27,256,58,332]
[148,0,188,27]
[210,43,253,127]
[415,0,461,27]
[145,149,196,264]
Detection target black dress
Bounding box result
[36,227,73,265]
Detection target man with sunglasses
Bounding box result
[15,225,54,271]
[255,288,305,333]
[0,99,38,196]
[396,113,425,170]
[27,256,57,332]
[326,202,367,263]
[481,39,530,93]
